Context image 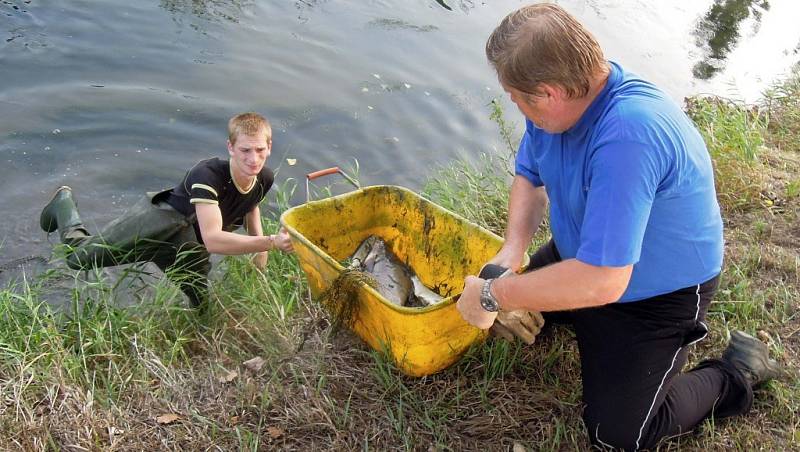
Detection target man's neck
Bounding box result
[230,164,256,193]
[563,67,611,130]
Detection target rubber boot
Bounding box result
[722,330,783,387]
[39,186,89,244]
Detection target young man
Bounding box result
[456,4,782,450]
[40,112,293,307]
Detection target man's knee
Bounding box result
[65,250,93,271]
[583,407,647,451]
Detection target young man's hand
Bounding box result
[252,251,269,270]
[272,227,294,253]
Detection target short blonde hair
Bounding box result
[486,3,607,98]
[228,112,271,145]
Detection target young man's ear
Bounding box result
[227,139,234,155]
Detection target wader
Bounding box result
[40,187,210,307]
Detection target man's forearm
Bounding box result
[493,258,633,312]
[202,230,273,255]
[504,176,548,254]
[245,207,264,235]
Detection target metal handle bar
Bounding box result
[305,166,360,203]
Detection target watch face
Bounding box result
[480,280,499,312]
[480,296,499,312]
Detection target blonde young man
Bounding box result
[40,112,293,307]
[457,4,781,450]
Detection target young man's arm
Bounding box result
[245,205,270,269]
[195,203,274,255]
[194,204,294,256]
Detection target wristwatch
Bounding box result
[480,278,500,312]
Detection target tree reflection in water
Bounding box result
[693,0,770,80]
[159,0,250,31]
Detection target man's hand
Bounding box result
[456,276,498,330]
[252,251,268,270]
[487,244,527,273]
[491,310,545,344]
[272,227,294,253]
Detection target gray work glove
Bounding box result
[478,263,545,345]
[491,309,545,344]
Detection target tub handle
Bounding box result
[305,166,360,203]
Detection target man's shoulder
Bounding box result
[182,158,230,194]
[259,166,274,182]
[599,86,686,142]
[187,158,228,179]
[194,157,226,171]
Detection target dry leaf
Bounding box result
[512,442,527,452]
[286,158,297,166]
[156,413,180,425]
[267,426,284,439]
[230,416,240,426]
[243,356,266,372]
[219,370,238,383]
[219,353,233,365]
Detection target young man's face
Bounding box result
[227,130,271,178]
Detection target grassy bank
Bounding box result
[2,72,799,450]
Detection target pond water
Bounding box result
[1,0,799,267]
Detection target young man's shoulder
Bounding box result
[191,157,226,173]
[259,166,274,182]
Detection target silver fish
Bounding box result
[348,235,443,307]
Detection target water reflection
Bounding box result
[433,0,475,13]
[159,0,250,30]
[367,18,438,33]
[693,0,770,79]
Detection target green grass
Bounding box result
[2,72,800,449]
[685,95,768,213]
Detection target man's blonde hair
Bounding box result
[228,112,271,145]
[486,3,608,98]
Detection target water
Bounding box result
[2,0,799,266]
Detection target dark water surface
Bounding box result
[2,0,799,265]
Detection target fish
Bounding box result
[348,235,443,307]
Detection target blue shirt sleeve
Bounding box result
[576,140,664,267]
[515,120,544,187]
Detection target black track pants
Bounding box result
[528,240,752,450]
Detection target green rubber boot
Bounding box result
[722,330,783,387]
[40,186,88,243]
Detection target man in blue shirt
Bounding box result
[457,4,782,449]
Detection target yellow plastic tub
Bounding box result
[280,185,506,376]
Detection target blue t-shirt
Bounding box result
[515,62,723,302]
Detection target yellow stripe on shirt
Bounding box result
[191,183,218,197]
[190,198,219,205]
